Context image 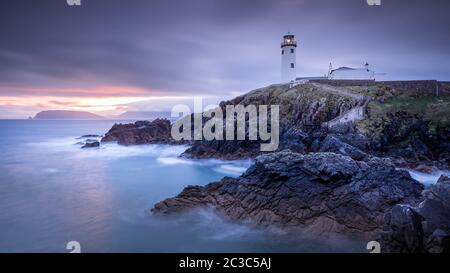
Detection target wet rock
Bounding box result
[78,134,102,139]
[101,119,182,146]
[153,151,424,240]
[81,139,100,148]
[380,205,425,253]
[319,135,369,161]
[380,175,450,253]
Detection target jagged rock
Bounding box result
[419,175,450,244]
[101,119,182,146]
[183,83,361,159]
[182,140,261,160]
[319,135,369,161]
[152,151,424,240]
[81,139,100,148]
[426,229,450,253]
[437,175,450,184]
[279,127,307,153]
[379,205,425,253]
[380,175,450,253]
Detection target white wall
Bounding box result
[329,69,375,80]
[281,45,296,82]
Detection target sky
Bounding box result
[1,0,449,118]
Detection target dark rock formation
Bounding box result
[78,134,102,139]
[81,139,100,148]
[380,175,450,253]
[182,140,261,160]
[181,83,361,160]
[152,151,424,240]
[379,205,425,253]
[318,135,369,161]
[101,119,182,146]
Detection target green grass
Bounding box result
[347,85,394,97]
[237,82,450,135]
[358,94,450,135]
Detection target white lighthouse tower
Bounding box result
[281,33,297,83]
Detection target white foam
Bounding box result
[407,169,450,186]
[29,136,252,176]
[157,157,194,165]
[28,136,189,160]
[157,156,252,176]
[213,164,249,176]
[77,143,188,160]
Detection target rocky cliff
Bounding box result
[182,82,364,160]
[182,82,449,170]
[98,81,450,252]
[100,82,450,169]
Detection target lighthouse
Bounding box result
[281,33,297,83]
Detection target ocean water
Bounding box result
[0,120,366,253]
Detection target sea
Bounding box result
[0,120,446,253]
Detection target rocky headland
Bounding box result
[102,82,449,170]
[34,110,104,120]
[101,118,185,146]
[152,150,450,252]
[181,82,449,170]
[152,152,423,239]
[100,81,450,252]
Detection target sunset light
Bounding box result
[0,85,198,117]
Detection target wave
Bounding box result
[148,208,265,241]
[407,169,450,186]
[157,156,252,176]
[157,157,194,165]
[28,136,252,176]
[28,136,189,160]
[213,164,250,176]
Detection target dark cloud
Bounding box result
[1,0,450,98]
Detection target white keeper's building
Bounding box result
[280,33,379,84]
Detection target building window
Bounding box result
[291,63,295,68]
[282,50,284,55]
[290,49,294,53]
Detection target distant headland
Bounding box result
[33,110,104,120]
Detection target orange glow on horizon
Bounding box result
[0,95,195,112]
[0,85,219,118]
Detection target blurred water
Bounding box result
[0,120,364,253]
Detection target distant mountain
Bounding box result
[33,110,104,120]
[112,111,173,120]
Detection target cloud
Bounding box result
[1,0,450,118]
